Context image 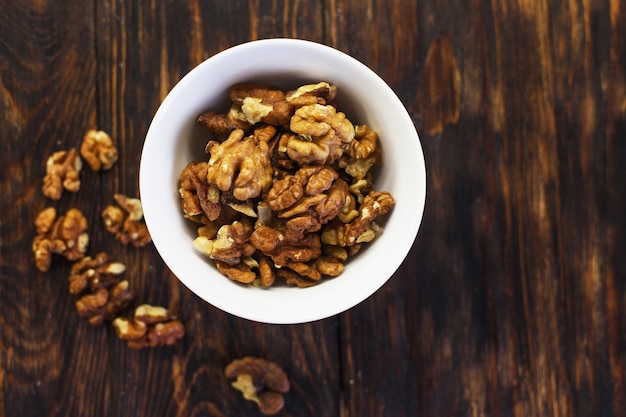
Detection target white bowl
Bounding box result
[139,38,426,324]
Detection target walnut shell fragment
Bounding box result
[225,356,290,415]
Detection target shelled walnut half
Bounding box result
[32,207,89,272]
[68,252,126,295]
[112,304,185,349]
[102,194,151,247]
[42,148,82,200]
[80,129,118,171]
[75,279,135,326]
[225,356,290,415]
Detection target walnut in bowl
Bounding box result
[139,39,426,324]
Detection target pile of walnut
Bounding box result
[33,129,183,349]
[180,82,396,288]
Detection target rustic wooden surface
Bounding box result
[1,0,625,416]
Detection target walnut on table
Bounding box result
[224,356,290,415]
[68,252,126,295]
[80,129,118,171]
[42,148,82,200]
[112,304,184,349]
[101,194,151,247]
[75,280,135,326]
[32,207,89,272]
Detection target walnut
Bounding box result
[198,110,251,135]
[256,256,276,288]
[225,357,290,415]
[284,261,321,282]
[285,82,337,107]
[322,191,395,247]
[276,267,319,288]
[80,129,118,171]
[206,129,273,201]
[60,208,90,260]
[250,225,321,267]
[75,280,135,325]
[134,304,171,324]
[344,191,395,245]
[32,207,89,272]
[337,192,359,223]
[179,161,222,221]
[113,304,184,349]
[42,148,82,200]
[101,205,124,231]
[320,220,348,247]
[274,253,344,288]
[229,84,294,126]
[214,260,257,284]
[269,133,299,172]
[313,255,345,277]
[253,124,278,143]
[35,206,57,234]
[193,220,255,265]
[322,244,348,261]
[285,104,355,165]
[267,166,350,233]
[102,194,151,247]
[181,82,397,287]
[346,124,378,159]
[268,165,336,211]
[32,238,66,273]
[68,252,126,295]
[112,316,147,341]
[344,154,379,181]
[348,178,374,205]
[334,124,380,180]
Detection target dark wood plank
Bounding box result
[0,0,102,415]
[330,0,626,416]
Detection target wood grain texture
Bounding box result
[0,0,99,416]
[1,0,625,416]
[331,0,626,416]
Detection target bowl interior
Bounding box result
[140,39,426,324]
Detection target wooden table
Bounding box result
[1,1,625,416]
